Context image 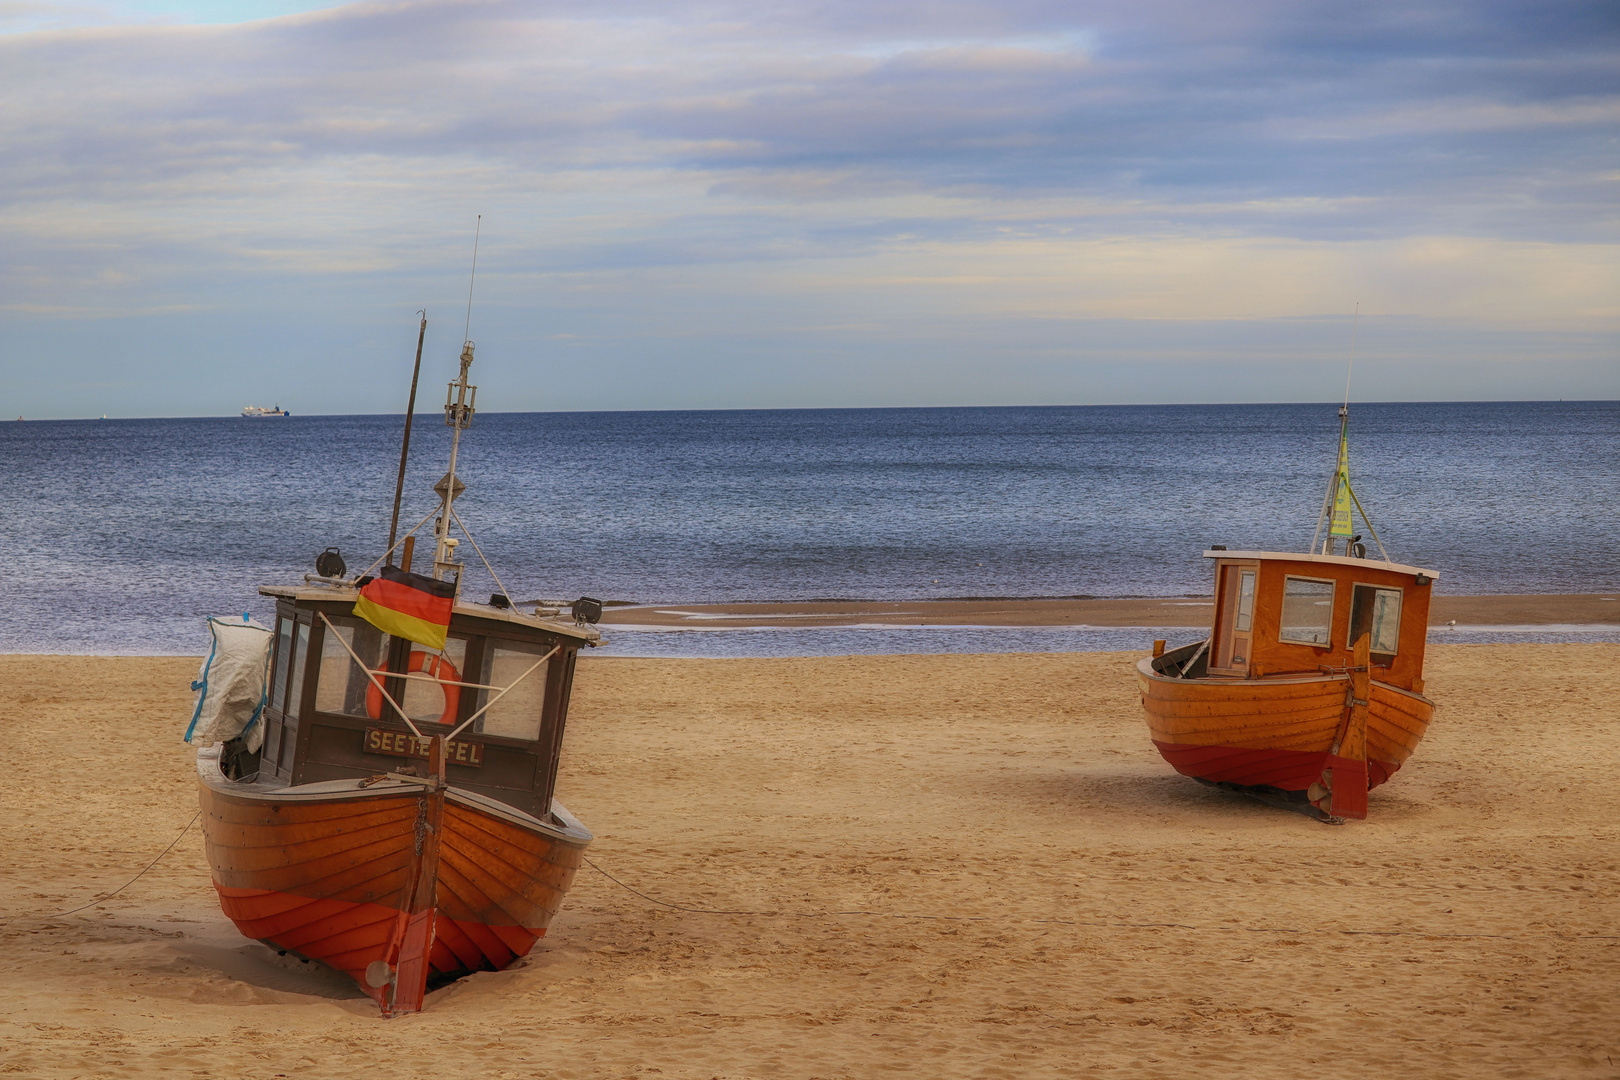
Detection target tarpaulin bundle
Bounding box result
[185,615,273,751]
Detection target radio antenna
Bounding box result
[1311,301,1364,555]
[463,214,482,343]
[1343,301,1358,409]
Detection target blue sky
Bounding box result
[2,0,1616,417]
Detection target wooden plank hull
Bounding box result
[1135,658,1434,816]
[196,746,589,1013]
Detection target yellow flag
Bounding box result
[1330,430,1354,537]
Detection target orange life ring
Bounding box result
[366,651,461,726]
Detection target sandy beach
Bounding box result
[2,644,1617,1078]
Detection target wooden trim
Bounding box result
[265,594,592,648]
[292,614,323,784]
[258,585,601,645]
[540,648,578,809]
[290,613,315,720]
[306,707,556,756]
[459,634,490,728]
[1200,549,1439,580]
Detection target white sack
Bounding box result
[186,616,273,751]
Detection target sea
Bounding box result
[3,402,1616,657]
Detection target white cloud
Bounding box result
[0,0,1615,415]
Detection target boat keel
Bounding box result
[1155,741,1397,821]
[389,908,438,1015]
[215,884,545,1011]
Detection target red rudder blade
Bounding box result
[388,909,437,1014]
[1327,755,1369,819]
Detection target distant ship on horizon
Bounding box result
[241,404,291,417]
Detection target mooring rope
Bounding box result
[6,810,203,923]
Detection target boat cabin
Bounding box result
[234,585,600,819]
[1178,550,1438,693]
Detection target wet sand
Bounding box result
[2,645,1617,1077]
[599,593,1620,629]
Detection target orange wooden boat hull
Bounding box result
[196,746,589,1013]
[1136,658,1434,816]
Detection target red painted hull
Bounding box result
[214,884,546,1009]
[1152,740,1400,793]
[1137,655,1435,819]
[197,745,589,1013]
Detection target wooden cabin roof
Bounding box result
[1202,550,1439,582]
[258,584,602,644]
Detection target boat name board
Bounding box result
[364,728,485,767]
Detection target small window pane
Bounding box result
[1369,589,1402,653]
[315,619,392,718]
[270,616,293,712]
[286,621,310,721]
[476,640,551,741]
[1235,571,1256,632]
[401,637,469,725]
[1280,578,1334,646]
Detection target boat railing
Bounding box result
[302,574,353,588]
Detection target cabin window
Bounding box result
[1279,577,1335,646]
[285,621,310,720]
[270,616,294,713]
[1351,585,1402,656]
[401,636,470,725]
[475,640,552,741]
[1234,571,1256,632]
[315,617,393,717]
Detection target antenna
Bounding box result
[464,214,482,344]
[1311,302,1360,555]
[1343,301,1358,410]
[1306,300,1390,562]
[435,216,483,585]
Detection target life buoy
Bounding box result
[366,651,461,726]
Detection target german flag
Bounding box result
[353,566,456,650]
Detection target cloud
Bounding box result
[5,1,1612,204]
[0,0,1615,414]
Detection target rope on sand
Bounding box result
[7,810,203,923]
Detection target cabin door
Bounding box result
[1211,563,1257,675]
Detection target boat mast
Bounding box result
[1311,304,1358,556]
[387,310,428,561]
[433,217,482,585]
[433,340,477,582]
[1308,305,1392,562]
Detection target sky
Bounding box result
[1,0,1616,417]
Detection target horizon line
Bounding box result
[6,398,1615,422]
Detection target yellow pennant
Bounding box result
[1330,430,1354,537]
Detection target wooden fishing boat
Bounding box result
[1138,405,1439,821]
[195,323,603,1014]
